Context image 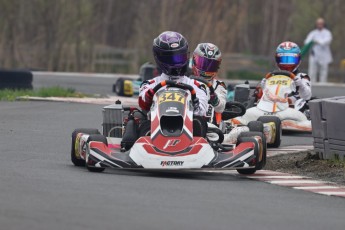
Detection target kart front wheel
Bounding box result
[86,134,108,173]
[238,131,267,170]
[257,116,282,148]
[71,128,100,167]
[237,168,257,175]
[248,121,264,132]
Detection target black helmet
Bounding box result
[153,31,189,76]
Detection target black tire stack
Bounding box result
[0,69,33,90]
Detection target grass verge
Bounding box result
[0,86,88,101]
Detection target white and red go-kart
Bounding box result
[71,80,267,174]
[233,71,312,139]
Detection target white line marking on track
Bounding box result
[247,175,304,179]
[317,192,345,196]
[269,180,324,184]
[293,186,338,190]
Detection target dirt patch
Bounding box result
[265,151,345,185]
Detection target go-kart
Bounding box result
[112,62,160,97]
[71,80,267,174]
[190,76,281,148]
[232,70,312,136]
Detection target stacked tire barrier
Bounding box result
[0,69,33,90]
[309,96,345,160]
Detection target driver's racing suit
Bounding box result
[139,73,208,116]
[287,70,312,104]
[210,80,227,113]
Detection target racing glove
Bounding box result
[192,97,200,112]
[144,88,155,109]
[209,93,220,107]
[260,78,267,89]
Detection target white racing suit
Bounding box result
[139,73,209,116]
[211,80,227,113]
[288,71,312,104]
[234,73,312,132]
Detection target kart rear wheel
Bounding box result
[114,78,134,97]
[248,121,264,132]
[86,134,108,173]
[71,129,100,167]
[238,131,267,170]
[114,78,125,96]
[257,116,282,148]
[138,120,151,136]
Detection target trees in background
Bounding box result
[0,0,344,73]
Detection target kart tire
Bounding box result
[114,78,125,96]
[138,120,151,136]
[236,136,259,175]
[86,134,107,172]
[114,78,134,97]
[238,131,267,170]
[248,121,264,132]
[71,128,100,167]
[237,167,256,175]
[257,116,282,148]
[0,70,33,90]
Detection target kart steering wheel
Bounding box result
[265,70,295,79]
[152,80,197,103]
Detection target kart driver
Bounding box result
[262,41,312,105]
[232,41,312,133]
[139,31,208,116]
[191,43,227,115]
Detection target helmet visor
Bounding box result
[193,55,221,72]
[156,53,189,65]
[276,54,300,65]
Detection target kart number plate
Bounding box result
[158,92,185,104]
[267,76,292,86]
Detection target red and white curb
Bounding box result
[239,170,345,198]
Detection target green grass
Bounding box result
[0,86,88,101]
[327,154,345,168]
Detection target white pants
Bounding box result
[234,107,311,132]
[308,56,329,83]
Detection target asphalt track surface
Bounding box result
[1,101,345,230]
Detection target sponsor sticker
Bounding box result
[170,43,179,48]
[160,161,184,167]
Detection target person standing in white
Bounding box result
[304,18,333,83]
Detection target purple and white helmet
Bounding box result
[153,31,189,76]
